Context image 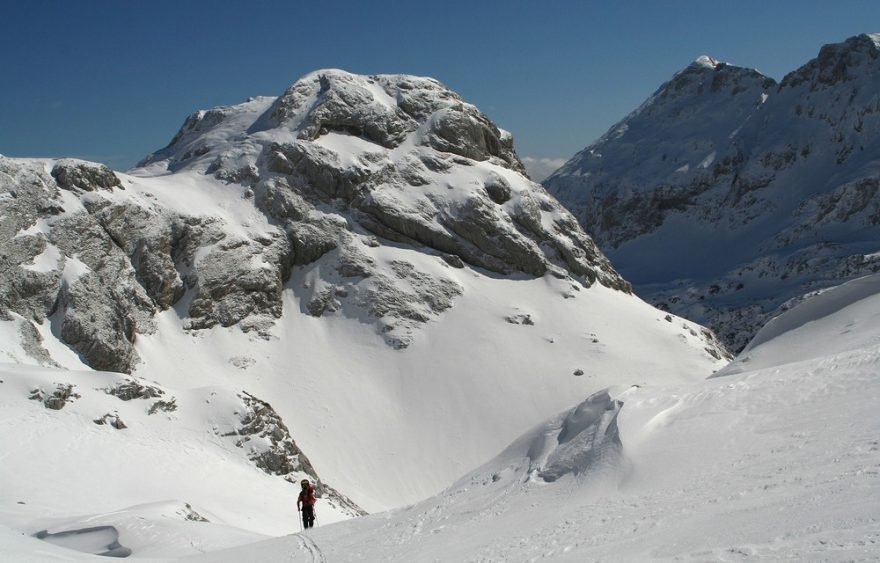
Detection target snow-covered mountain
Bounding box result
[0,70,729,558]
[546,33,880,352]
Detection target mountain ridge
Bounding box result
[546,32,880,350]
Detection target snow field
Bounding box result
[192,275,880,562]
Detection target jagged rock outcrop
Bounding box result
[224,391,366,516]
[51,160,122,193]
[105,378,164,400]
[0,158,158,372]
[93,413,127,429]
[29,383,80,410]
[547,33,880,351]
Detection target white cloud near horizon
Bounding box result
[521,157,567,182]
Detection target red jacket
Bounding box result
[298,485,316,508]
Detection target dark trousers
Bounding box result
[301,505,315,528]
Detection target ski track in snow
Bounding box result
[295,532,325,563]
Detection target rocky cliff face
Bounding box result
[546,33,880,351]
[0,70,630,374]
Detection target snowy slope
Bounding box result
[5,274,878,561]
[0,362,368,554]
[0,255,724,518]
[0,70,730,560]
[188,274,879,562]
[546,33,880,352]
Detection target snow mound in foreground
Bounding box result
[458,387,629,489]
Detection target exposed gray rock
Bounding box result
[186,234,290,334]
[506,313,534,325]
[266,141,368,200]
[484,174,512,204]
[0,158,66,322]
[306,287,336,317]
[93,413,127,429]
[147,398,178,415]
[223,391,367,516]
[227,391,316,476]
[441,254,464,268]
[94,203,184,310]
[254,178,312,222]
[0,233,64,323]
[53,263,152,374]
[30,383,80,410]
[267,72,418,149]
[0,158,160,373]
[208,158,260,186]
[105,378,164,401]
[51,160,121,193]
[424,104,525,174]
[359,260,463,348]
[179,503,209,522]
[335,247,375,278]
[145,69,626,297]
[18,319,60,367]
[1,68,631,369]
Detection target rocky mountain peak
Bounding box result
[661,57,774,101]
[141,69,525,177]
[547,56,773,229]
[780,32,880,91]
[2,69,631,373]
[693,55,720,68]
[546,33,880,352]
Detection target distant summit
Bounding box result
[546,33,880,351]
[693,55,721,68]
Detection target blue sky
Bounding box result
[1,0,878,172]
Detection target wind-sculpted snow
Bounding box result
[433,388,629,492]
[547,33,880,352]
[34,526,131,558]
[536,391,624,483]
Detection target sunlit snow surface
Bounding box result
[3,275,879,560]
[199,275,880,562]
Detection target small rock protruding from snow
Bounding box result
[29,383,80,410]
